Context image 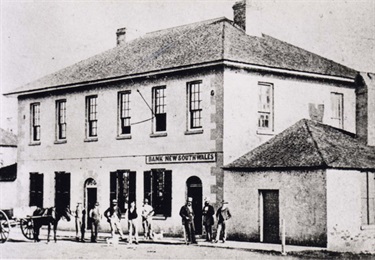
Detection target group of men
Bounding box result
[179,197,232,244]
[74,196,231,244]
[74,198,154,244]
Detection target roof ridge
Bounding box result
[146,17,229,35]
[304,120,328,166]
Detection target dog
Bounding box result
[106,236,119,246]
[152,230,164,240]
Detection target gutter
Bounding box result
[4,60,356,97]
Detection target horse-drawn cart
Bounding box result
[0,207,40,243]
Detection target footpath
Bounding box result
[8,228,326,255]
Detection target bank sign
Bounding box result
[146,152,217,164]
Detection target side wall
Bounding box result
[223,68,356,165]
[224,169,327,246]
[327,169,375,253]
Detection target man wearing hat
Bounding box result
[75,202,85,242]
[104,199,125,239]
[214,200,232,243]
[202,197,215,242]
[89,202,101,242]
[141,198,154,240]
[179,197,197,244]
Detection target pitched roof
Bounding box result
[224,119,375,170]
[0,128,17,147]
[7,17,356,95]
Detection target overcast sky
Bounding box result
[1,0,374,132]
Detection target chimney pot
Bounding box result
[116,27,126,46]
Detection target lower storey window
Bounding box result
[30,172,44,208]
[110,170,136,214]
[144,169,172,217]
[55,172,71,211]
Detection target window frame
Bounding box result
[144,169,172,218]
[30,103,41,143]
[30,172,44,208]
[118,91,131,137]
[110,170,136,215]
[55,171,71,211]
[257,82,274,134]
[85,95,98,140]
[56,99,67,142]
[361,171,375,227]
[187,81,203,131]
[330,92,344,129]
[152,86,167,134]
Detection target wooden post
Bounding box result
[281,219,287,255]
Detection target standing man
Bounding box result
[128,201,139,245]
[89,202,101,242]
[179,197,197,244]
[202,197,215,242]
[75,202,85,242]
[214,200,232,243]
[141,198,154,240]
[104,199,125,240]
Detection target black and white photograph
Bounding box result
[0,0,374,259]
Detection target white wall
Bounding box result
[223,68,356,164]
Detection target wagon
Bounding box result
[0,206,41,243]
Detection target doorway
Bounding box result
[260,190,279,243]
[186,176,203,235]
[84,178,97,230]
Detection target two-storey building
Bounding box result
[5,0,358,235]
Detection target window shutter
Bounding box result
[30,173,36,207]
[129,171,136,206]
[36,173,44,208]
[144,171,152,205]
[110,171,117,204]
[164,170,172,217]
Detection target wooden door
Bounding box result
[262,190,279,243]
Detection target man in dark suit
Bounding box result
[202,197,215,242]
[179,197,197,244]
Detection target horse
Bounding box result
[32,206,71,243]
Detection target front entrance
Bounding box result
[84,178,97,230]
[186,176,202,235]
[260,190,279,243]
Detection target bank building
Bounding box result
[4,0,375,251]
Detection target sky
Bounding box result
[1,0,374,133]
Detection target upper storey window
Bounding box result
[56,100,67,141]
[86,96,98,139]
[188,81,202,130]
[258,83,274,132]
[152,86,167,133]
[331,92,344,129]
[30,103,41,143]
[118,91,131,136]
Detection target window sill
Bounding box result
[54,139,67,144]
[116,135,132,140]
[29,141,41,146]
[150,132,167,138]
[84,137,98,142]
[256,129,274,136]
[152,215,168,220]
[360,225,375,230]
[185,129,204,135]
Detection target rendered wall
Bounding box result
[15,67,224,233]
[224,169,327,246]
[223,68,356,165]
[327,169,375,253]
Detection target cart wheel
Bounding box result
[20,218,34,240]
[0,210,10,243]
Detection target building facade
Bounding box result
[5,0,359,236]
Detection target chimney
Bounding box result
[356,72,375,146]
[232,0,263,37]
[116,27,126,46]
